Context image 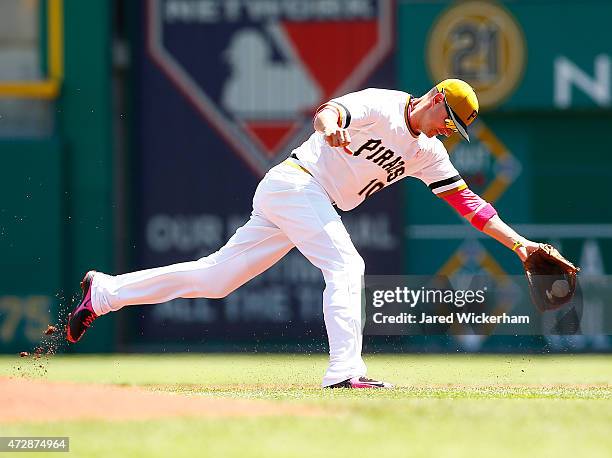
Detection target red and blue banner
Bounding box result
[129,0,401,348]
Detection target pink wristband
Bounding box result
[442,187,484,216]
[471,203,497,231]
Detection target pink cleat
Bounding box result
[65,271,98,343]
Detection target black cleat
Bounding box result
[327,376,394,389]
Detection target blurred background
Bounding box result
[1,0,611,355]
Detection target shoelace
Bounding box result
[83,312,97,328]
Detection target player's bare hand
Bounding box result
[516,240,540,262]
[324,128,351,148]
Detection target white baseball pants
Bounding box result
[91,161,367,386]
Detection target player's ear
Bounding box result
[432,92,445,104]
[427,92,444,110]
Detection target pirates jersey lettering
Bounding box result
[353,138,406,186]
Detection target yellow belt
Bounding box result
[283,158,312,177]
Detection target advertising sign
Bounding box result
[129,0,402,347]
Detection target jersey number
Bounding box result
[358,179,385,199]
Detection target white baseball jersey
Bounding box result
[291,88,466,210]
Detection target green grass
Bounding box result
[2,354,612,458]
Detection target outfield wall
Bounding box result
[0,0,115,353]
[1,0,611,354]
[398,0,612,351]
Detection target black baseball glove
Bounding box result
[523,244,580,312]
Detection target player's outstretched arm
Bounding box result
[439,186,539,262]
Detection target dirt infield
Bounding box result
[0,377,320,422]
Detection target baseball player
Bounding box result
[66,79,542,388]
